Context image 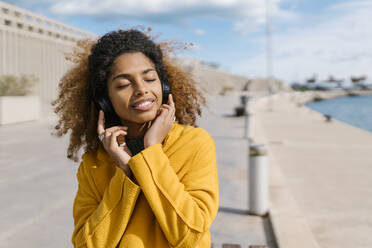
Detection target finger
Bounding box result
[106,126,128,133]
[159,106,169,117]
[162,104,175,121]
[110,130,127,148]
[161,104,172,111]
[153,108,167,122]
[164,98,176,116]
[157,106,167,116]
[110,129,127,138]
[170,105,176,118]
[104,127,128,137]
[168,94,174,105]
[162,105,173,117]
[105,129,112,137]
[97,110,105,135]
[168,106,175,121]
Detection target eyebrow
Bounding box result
[112,68,156,82]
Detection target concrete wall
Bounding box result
[0,1,97,116]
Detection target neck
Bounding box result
[121,120,151,140]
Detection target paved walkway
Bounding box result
[252,93,372,248]
[199,95,277,247]
[0,94,277,247]
[0,119,76,247]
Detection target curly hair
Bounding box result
[51,28,206,162]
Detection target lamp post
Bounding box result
[266,0,275,111]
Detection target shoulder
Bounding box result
[175,124,216,167]
[190,127,215,151]
[80,144,112,166]
[78,146,113,176]
[80,149,99,168]
[187,126,213,143]
[76,150,98,180]
[174,123,215,148]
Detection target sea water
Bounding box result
[306,95,372,133]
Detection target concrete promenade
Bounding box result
[0,119,76,247]
[0,94,277,247]
[252,92,372,248]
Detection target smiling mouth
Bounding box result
[132,100,155,111]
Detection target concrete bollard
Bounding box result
[244,111,253,140]
[249,144,269,216]
[240,95,248,106]
[243,96,253,140]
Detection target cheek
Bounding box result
[111,92,131,111]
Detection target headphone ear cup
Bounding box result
[96,97,108,114]
[96,97,121,128]
[162,81,171,104]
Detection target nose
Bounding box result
[133,79,148,96]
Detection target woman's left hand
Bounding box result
[144,94,175,148]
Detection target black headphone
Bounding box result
[94,80,171,156]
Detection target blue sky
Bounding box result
[5,0,372,84]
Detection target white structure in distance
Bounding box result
[0,1,97,117]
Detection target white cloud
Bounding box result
[231,0,372,83]
[194,29,205,35]
[232,0,297,34]
[49,0,294,34]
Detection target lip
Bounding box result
[131,98,155,111]
[131,98,155,107]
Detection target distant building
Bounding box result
[0,1,97,116]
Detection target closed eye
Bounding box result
[117,84,130,89]
[116,78,156,89]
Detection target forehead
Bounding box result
[111,52,155,73]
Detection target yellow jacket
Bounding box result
[71,122,219,247]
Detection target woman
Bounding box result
[51,28,219,248]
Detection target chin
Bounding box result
[132,111,158,124]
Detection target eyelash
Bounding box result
[117,79,156,89]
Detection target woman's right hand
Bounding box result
[97,110,133,177]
